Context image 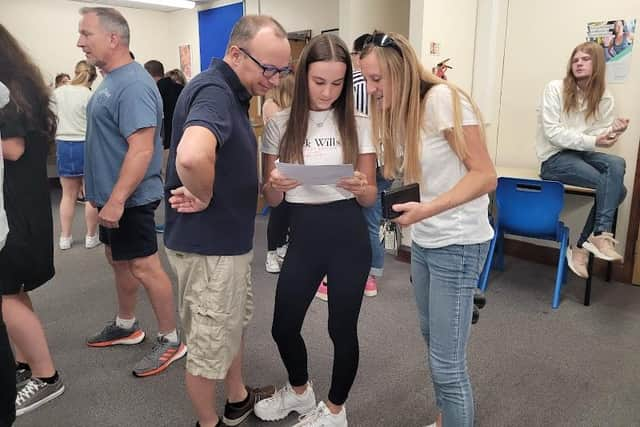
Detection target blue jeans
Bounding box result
[540,150,626,246]
[411,241,489,427]
[362,171,392,277]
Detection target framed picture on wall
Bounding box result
[179,44,192,79]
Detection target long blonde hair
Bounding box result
[265,73,294,110]
[562,41,606,121]
[360,31,485,184]
[71,60,97,87]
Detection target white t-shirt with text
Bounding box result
[262,109,375,204]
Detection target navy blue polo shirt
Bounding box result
[164,59,258,256]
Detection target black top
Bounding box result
[164,59,258,256]
[0,102,54,294]
[156,77,183,149]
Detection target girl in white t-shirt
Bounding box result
[360,32,496,427]
[51,60,99,250]
[256,34,377,427]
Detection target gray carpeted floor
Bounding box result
[13,188,640,427]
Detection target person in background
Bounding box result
[256,33,376,427]
[360,31,496,427]
[52,60,100,250]
[0,24,65,417]
[78,7,186,377]
[54,73,70,88]
[263,73,294,274]
[350,33,370,116]
[537,41,629,278]
[164,15,290,427]
[0,79,15,427]
[144,60,184,153]
[166,68,187,86]
[317,32,391,301]
[144,59,184,234]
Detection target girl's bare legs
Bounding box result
[59,177,82,239]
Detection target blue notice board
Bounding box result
[198,2,244,71]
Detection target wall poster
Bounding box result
[587,19,636,83]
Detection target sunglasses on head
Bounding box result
[364,33,403,57]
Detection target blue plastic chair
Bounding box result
[478,177,570,309]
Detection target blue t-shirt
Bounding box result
[164,59,258,256]
[85,61,163,208]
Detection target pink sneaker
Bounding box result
[364,275,378,297]
[315,281,328,301]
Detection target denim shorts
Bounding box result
[56,140,85,177]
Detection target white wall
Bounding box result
[261,0,338,37]
[495,0,640,253]
[168,8,201,74]
[0,0,179,86]
[339,0,410,49]
[409,0,478,92]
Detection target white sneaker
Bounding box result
[59,235,72,250]
[293,401,347,427]
[265,251,281,273]
[254,382,316,422]
[276,244,288,259]
[85,234,101,249]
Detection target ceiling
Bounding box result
[69,0,212,13]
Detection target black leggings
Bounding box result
[271,199,371,405]
[0,297,16,426]
[267,201,289,251]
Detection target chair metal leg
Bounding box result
[552,227,569,309]
[584,253,594,306]
[495,230,505,271]
[607,208,618,282]
[478,228,498,291]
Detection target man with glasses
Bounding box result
[163,15,291,427]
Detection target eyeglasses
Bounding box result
[238,47,292,79]
[363,33,403,57]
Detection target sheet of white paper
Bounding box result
[276,163,354,185]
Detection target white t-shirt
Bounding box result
[262,108,376,204]
[52,84,93,141]
[0,81,9,251]
[412,84,494,248]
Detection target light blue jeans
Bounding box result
[362,171,392,277]
[411,241,489,427]
[541,150,626,247]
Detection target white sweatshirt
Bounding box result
[536,79,614,162]
[52,84,93,141]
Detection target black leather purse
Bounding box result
[381,183,420,219]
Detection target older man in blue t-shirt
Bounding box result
[79,6,185,378]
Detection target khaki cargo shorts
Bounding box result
[166,249,254,380]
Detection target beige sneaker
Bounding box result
[583,232,623,262]
[566,247,589,278]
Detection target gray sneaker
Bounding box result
[16,366,31,389]
[87,320,146,347]
[132,336,187,377]
[16,377,65,416]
